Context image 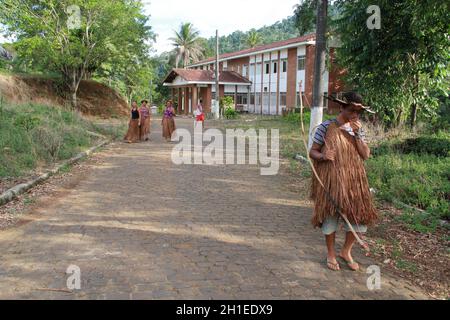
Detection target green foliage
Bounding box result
[293,0,317,35]
[224,107,238,119]
[220,96,234,109]
[367,134,450,221]
[0,0,155,108]
[245,30,262,48]
[293,0,340,36]
[170,22,204,68]
[157,105,164,115]
[397,210,440,234]
[204,16,299,55]
[333,0,450,127]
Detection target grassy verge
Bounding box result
[0,97,126,178]
[367,130,450,232]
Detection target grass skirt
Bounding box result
[140,116,151,141]
[162,117,175,140]
[310,122,378,227]
[124,119,140,143]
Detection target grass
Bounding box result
[0,97,124,178]
[367,131,450,226]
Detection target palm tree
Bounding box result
[245,30,262,49]
[169,23,204,69]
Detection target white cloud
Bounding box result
[145,0,298,54]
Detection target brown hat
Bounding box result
[324,92,375,114]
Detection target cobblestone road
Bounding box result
[0,118,428,299]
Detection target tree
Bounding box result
[170,22,204,69]
[294,0,317,36]
[334,0,449,127]
[0,0,154,109]
[245,30,262,48]
[309,0,328,148]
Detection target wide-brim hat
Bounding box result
[324,94,375,114]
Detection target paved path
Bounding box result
[0,118,428,299]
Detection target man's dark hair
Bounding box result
[343,92,363,104]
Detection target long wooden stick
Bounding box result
[298,81,370,255]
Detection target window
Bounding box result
[255,94,261,106]
[256,63,261,75]
[250,94,255,105]
[273,62,277,74]
[297,55,306,70]
[236,93,248,105]
[264,87,268,92]
[280,93,287,106]
[242,64,248,77]
[282,59,287,72]
[265,63,270,74]
[270,93,277,107]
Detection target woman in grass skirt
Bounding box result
[161,100,176,142]
[124,101,140,143]
[139,99,151,141]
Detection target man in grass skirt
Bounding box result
[309,92,378,271]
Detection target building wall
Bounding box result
[188,43,342,115]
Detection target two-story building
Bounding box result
[162,33,344,115]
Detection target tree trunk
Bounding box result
[68,70,81,110]
[409,74,419,128]
[309,0,328,149]
[409,103,418,128]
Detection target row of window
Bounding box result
[224,92,328,108]
[197,55,306,77]
[249,56,306,76]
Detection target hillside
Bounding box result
[206,15,299,55]
[0,74,129,118]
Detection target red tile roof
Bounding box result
[163,69,251,84]
[188,33,316,66]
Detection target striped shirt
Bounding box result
[313,119,366,146]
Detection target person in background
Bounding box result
[161,100,176,142]
[139,99,151,141]
[194,98,205,129]
[124,101,140,143]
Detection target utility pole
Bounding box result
[214,29,220,119]
[309,0,328,149]
[149,79,153,106]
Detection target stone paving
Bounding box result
[0,118,428,299]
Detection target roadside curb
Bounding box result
[0,140,110,206]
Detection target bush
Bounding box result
[157,105,164,115]
[224,107,238,119]
[220,96,234,110]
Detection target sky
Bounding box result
[0,0,299,55]
[144,0,299,54]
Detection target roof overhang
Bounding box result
[163,81,252,87]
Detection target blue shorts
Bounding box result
[321,215,367,235]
